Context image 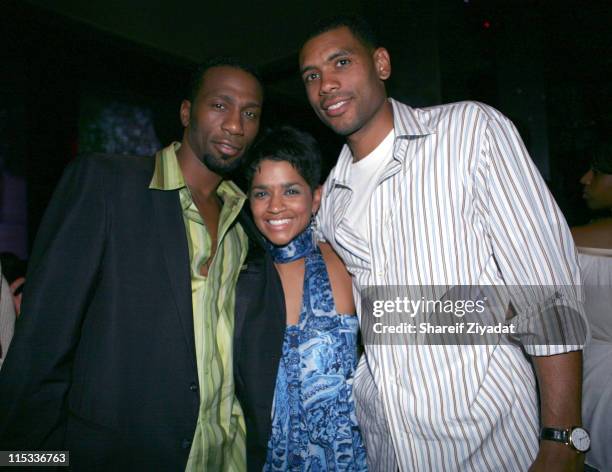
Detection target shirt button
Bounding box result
[181,439,192,449]
[189,383,198,392]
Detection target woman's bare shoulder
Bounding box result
[319,242,344,265]
[318,242,355,315]
[571,218,612,249]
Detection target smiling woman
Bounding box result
[241,126,368,471]
[249,159,320,246]
[247,126,322,248]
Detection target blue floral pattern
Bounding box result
[265,228,368,471]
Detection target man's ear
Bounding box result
[373,47,391,81]
[312,185,323,214]
[180,100,192,128]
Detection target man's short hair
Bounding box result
[246,126,322,191]
[187,56,262,103]
[302,15,380,51]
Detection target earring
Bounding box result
[310,213,318,245]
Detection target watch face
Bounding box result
[570,427,591,452]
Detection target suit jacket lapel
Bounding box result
[237,207,266,250]
[151,188,197,371]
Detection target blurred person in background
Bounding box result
[571,139,612,472]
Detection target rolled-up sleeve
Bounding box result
[476,109,587,356]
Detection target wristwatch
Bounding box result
[540,426,591,453]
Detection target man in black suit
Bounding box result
[0,58,264,471]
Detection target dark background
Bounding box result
[1,0,610,258]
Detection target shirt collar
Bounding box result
[389,97,435,138]
[149,141,246,211]
[332,98,436,187]
[149,142,185,191]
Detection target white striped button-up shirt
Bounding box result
[318,99,584,471]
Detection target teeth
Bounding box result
[328,100,347,110]
[268,219,291,226]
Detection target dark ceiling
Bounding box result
[25,0,364,66]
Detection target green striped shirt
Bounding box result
[150,143,247,471]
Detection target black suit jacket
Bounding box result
[0,154,202,470]
[234,212,285,472]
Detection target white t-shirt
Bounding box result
[345,129,395,240]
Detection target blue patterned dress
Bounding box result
[264,228,368,471]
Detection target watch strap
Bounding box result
[540,427,569,444]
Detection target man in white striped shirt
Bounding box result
[299,16,587,471]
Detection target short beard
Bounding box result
[188,117,243,177]
[202,152,244,177]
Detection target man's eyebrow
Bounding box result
[208,94,262,108]
[300,64,317,75]
[213,94,235,103]
[301,48,353,75]
[326,49,353,62]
